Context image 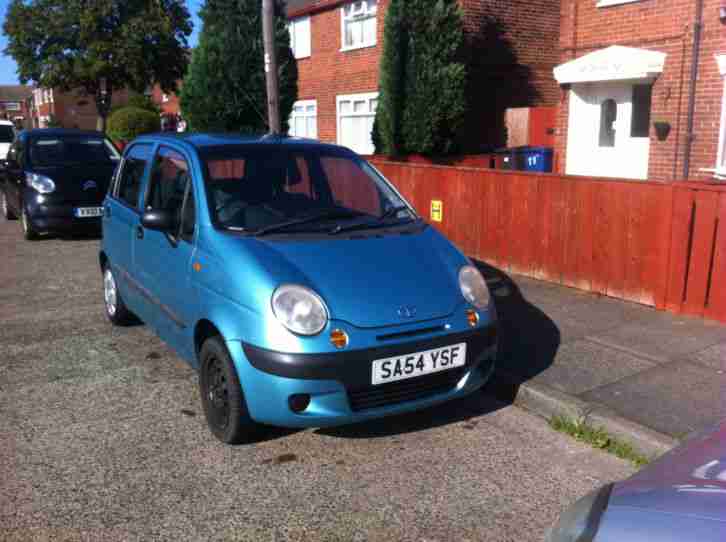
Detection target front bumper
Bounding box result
[25,197,102,233]
[229,325,498,428]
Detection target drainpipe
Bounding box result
[682,0,704,180]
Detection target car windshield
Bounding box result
[0,125,14,143]
[201,146,414,234]
[28,136,120,167]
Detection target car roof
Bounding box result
[0,120,14,125]
[133,133,349,154]
[25,128,106,138]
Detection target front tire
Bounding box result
[1,191,16,220]
[199,336,257,444]
[102,264,134,326]
[21,206,38,240]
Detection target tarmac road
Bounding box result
[0,219,634,542]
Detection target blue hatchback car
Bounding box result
[100,134,498,443]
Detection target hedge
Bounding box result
[107,106,160,142]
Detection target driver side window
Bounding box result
[146,146,195,242]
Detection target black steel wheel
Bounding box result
[199,336,257,444]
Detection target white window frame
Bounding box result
[288,16,311,59]
[288,99,317,139]
[596,0,643,7]
[336,92,379,155]
[162,93,170,103]
[717,54,726,180]
[340,0,377,52]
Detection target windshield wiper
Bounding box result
[328,205,415,235]
[253,208,365,236]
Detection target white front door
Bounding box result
[566,82,651,180]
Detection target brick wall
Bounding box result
[32,88,130,130]
[295,0,561,150]
[555,0,725,181]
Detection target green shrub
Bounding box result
[107,106,160,142]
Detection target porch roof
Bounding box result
[554,46,667,85]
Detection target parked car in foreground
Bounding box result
[546,419,726,542]
[0,120,16,160]
[100,133,498,443]
[0,128,120,239]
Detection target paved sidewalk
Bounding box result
[477,261,726,457]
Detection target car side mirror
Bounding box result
[141,209,177,233]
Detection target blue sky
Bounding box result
[0,0,204,85]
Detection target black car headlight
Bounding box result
[545,483,613,542]
[26,172,56,194]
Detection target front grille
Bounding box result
[347,367,467,412]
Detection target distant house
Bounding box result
[28,87,129,130]
[554,0,724,181]
[285,0,562,155]
[0,85,32,129]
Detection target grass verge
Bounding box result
[549,415,650,468]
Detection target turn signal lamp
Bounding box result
[466,309,480,327]
[330,329,349,349]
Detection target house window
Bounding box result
[631,84,652,138]
[599,99,617,147]
[717,55,726,179]
[337,92,378,155]
[288,16,311,59]
[4,102,20,111]
[596,0,643,7]
[341,0,377,51]
[288,100,317,139]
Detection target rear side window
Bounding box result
[116,144,153,209]
[146,146,195,242]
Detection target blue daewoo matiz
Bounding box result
[100,133,498,443]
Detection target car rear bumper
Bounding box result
[229,325,498,428]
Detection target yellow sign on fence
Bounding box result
[430,200,443,223]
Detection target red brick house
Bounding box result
[554,0,725,181]
[286,0,562,154]
[28,87,130,130]
[0,85,31,129]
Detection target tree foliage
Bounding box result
[374,0,466,156]
[3,0,191,124]
[107,106,161,142]
[373,0,406,155]
[180,0,297,133]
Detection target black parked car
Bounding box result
[0,129,120,239]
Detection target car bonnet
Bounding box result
[243,225,467,328]
[608,419,726,522]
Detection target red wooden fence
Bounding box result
[370,159,726,323]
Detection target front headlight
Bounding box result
[545,483,613,542]
[271,284,328,336]
[459,265,491,309]
[26,172,55,194]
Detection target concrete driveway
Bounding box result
[0,220,634,541]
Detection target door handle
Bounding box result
[136,224,144,239]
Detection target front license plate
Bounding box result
[372,342,467,386]
[74,207,103,218]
